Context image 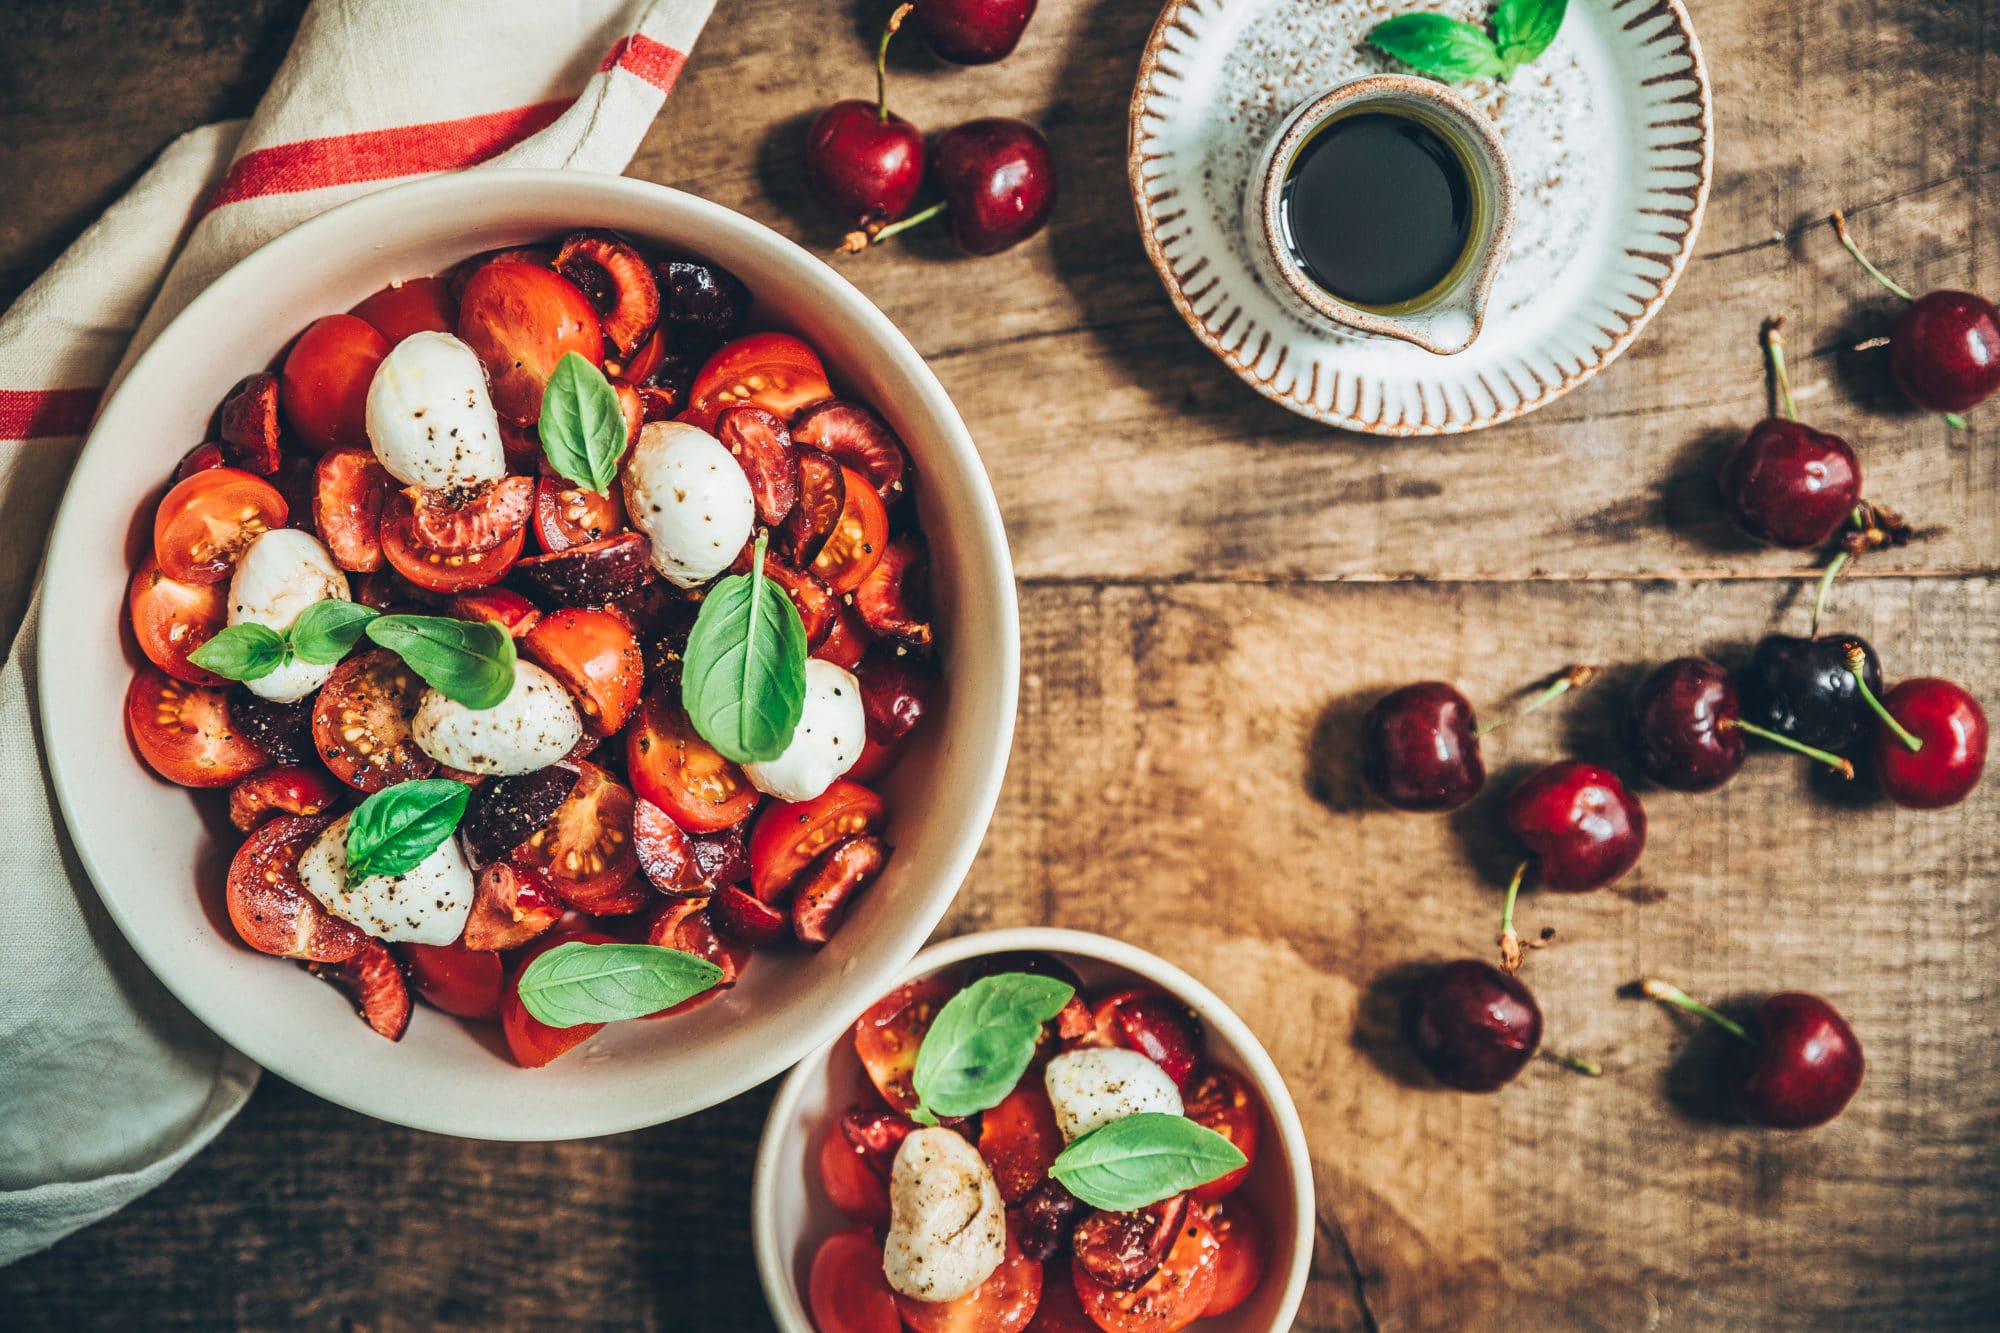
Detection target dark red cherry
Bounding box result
[1868,677,1987,809]
[1505,761,1646,893]
[805,101,925,226]
[1717,318,1861,549]
[1402,960,1542,1092]
[911,0,1038,64]
[1628,658,1744,792]
[1834,211,2000,418]
[1361,682,1483,812]
[1643,980,1863,1129]
[1738,633,1883,754]
[930,118,1057,255]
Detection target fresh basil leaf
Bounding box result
[909,973,1076,1124]
[680,534,809,764]
[516,941,724,1026]
[1366,12,1506,82]
[186,623,288,681]
[1048,1112,1248,1213]
[538,351,625,495]
[289,600,378,666]
[1495,0,1566,72]
[366,613,516,709]
[345,777,470,884]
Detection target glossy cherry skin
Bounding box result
[911,0,1038,64]
[1505,760,1647,892]
[1629,657,1744,793]
[1871,677,1987,809]
[1738,633,1883,754]
[805,100,925,226]
[1890,290,2000,414]
[1735,993,1864,1129]
[1361,681,1484,812]
[1402,960,1542,1092]
[930,118,1057,255]
[1716,419,1861,549]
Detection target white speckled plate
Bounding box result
[1130,0,1712,435]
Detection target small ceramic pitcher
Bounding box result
[1243,74,1517,356]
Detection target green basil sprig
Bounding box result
[344,777,470,884]
[187,600,378,682]
[366,613,516,709]
[680,532,809,765]
[516,942,724,1027]
[1047,1112,1248,1213]
[1368,0,1566,83]
[909,973,1076,1125]
[538,351,626,495]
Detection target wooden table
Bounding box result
[5,1,1997,1327]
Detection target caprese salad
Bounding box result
[124,231,937,1067]
[807,959,1274,1333]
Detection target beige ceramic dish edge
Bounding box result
[1129,0,1714,435]
[753,927,1314,1333]
[39,172,1019,1141]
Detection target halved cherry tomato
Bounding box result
[781,447,845,568]
[449,586,541,638]
[810,1226,902,1333]
[981,1085,1064,1204]
[748,779,886,901]
[224,813,365,961]
[311,649,436,792]
[524,607,644,735]
[853,975,954,1113]
[310,939,413,1040]
[280,314,389,450]
[407,475,534,555]
[228,764,344,831]
[313,446,391,572]
[1072,1206,1218,1333]
[791,834,888,946]
[379,487,526,592]
[813,599,870,672]
[511,760,643,911]
[399,939,504,1021]
[1186,1069,1261,1202]
[818,1118,890,1226]
[715,405,799,526]
[625,691,760,833]
[503,928,615,1068]
[1086,989,1202,1090]
[457,261,604,425]
[350,275,457,344]
[642,899,750,1017]
[614,325,666,384]
[1023,1260,1099,1333]
[128,554,229,685]
[127,667,267,787]
[681,332,833,433]
[1200,1199,1268,1316]
[631,798,710,897]
[533,473,627,552]
[153,467,288,585]
[1074,1194,1189,1292]
[812,465,889,594]
[897,1226,1043,1333]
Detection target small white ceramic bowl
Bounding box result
[38,172,1018,1140]
[753,927,1313,1333]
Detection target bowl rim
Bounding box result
[38,171,1020,1139]
[751,926,1316,1332]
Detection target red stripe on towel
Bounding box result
[0,388,102,440]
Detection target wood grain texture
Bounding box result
[2,0,1998,1329]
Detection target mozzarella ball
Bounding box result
[881,1128,1007,1304]
[365,331,507,491]
[1044,1047,1184,1142]
[622,420,754,588]
[411,661,583,776]
[743,659,865,802]
[296,811,475,945]
[226,528,351,703]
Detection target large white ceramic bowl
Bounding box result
[753,928,1313,1333]
[39,172,1019,1141]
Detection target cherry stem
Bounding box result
[876,3,913,123]
[844,199,947,255]
[1473,664,1599,737]
[1497,859,1529,976]
[1830,211,1916,304]
[1810,548,1850,637]
[1720,717,1854,779]
[1944,412,1969,431]
[1536,1048,1603,1078]
[1640,978,1754,1045]
[1847,648,1921,752]
[1761,317,1797,421]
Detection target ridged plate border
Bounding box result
[1128,0,1714,436]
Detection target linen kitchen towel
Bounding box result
[0,0,714,1266]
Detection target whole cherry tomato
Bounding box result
[280,314,389,450]
[457,262,603,425]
